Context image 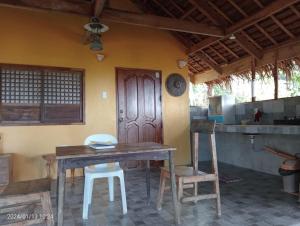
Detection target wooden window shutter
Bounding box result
[41,69,84,123]
[0,66,42,123]
[0,64,85,125]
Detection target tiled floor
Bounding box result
[51,162,300,226]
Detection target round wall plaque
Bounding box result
[165,73,187,97]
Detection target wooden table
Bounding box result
[56,142,180,226]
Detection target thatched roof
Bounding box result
[204,56,300,88]
[133,0,300,80]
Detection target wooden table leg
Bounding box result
[169,151,180,225]
[146,160,150,205]
[57,160,66,226]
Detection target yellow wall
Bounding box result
[0,4,190,181]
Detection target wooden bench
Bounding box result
[0,178,54,226]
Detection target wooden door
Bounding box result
[116,68,163,169]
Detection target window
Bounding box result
[0,64,84,125]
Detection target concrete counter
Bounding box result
[215,124,300,135]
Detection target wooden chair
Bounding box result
[156,120,221,217]
[0,178,54,226]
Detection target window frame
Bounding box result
[0,63,85,126]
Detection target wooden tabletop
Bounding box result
[56,142,176,160]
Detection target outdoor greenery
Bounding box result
[190,67,300,107]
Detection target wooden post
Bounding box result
[251,57,256,102]
[207,85,212,97]
[273,51,279,99]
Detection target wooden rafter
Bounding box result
[253,0,264,8]
[194,37,300,82]
[0,0,92,16]
[209,46,228,63]
[226,0,298,34]
[146,0,203,47]
[188,0,227,26]
[227,0,247,17]
[254,0,295,38]
[201,51,220,65]
[208,1,233,24]
[188,0,299,54]
[0,0,225,37]
[241,31,263,49]
[151,0,174,17]
[93,0,106,17]
[235,32,263,59]
[186,0,232,71]
[180,7,196,20]
[255,24,277,44]
[198,52,223,75]
[271,15,295,38]
[218,41,239,59]
[290,5,300,17]
[212,1,263,60]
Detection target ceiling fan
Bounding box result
[83,0,109,51]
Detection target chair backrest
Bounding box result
[84,134,118,146]
[190,120,216,171]
[84,134,118,168]
[190,119,216,134]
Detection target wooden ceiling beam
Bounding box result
[255,24,277,44]
[101,9,225,37]
[235,32,263,59]
[151,0,174,17]
[253,0,264,8]
[208,2,233,24]
[189,37,220,54]
[180,6,196,20]
[271,15,295,38]
[241,30,263,49]
[0,0,92,16]
[227,0,299,34]
[188,0,299,54]
[209,46,229,63]
[290,5,300,17]
[188,0,228,26]
[93,0,106,17]
[227,0,247,17]
[218,41,239,59]
[198,52,223,75]
[0,0,225,37]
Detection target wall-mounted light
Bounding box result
[229,34,236,40]
[96,53,105,62]
[177,59,188,69]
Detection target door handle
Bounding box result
[119,109,124,123]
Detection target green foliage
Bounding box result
[290,70,300,97]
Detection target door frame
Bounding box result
[115,67,164,144]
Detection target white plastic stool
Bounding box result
[82,134,127,219]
